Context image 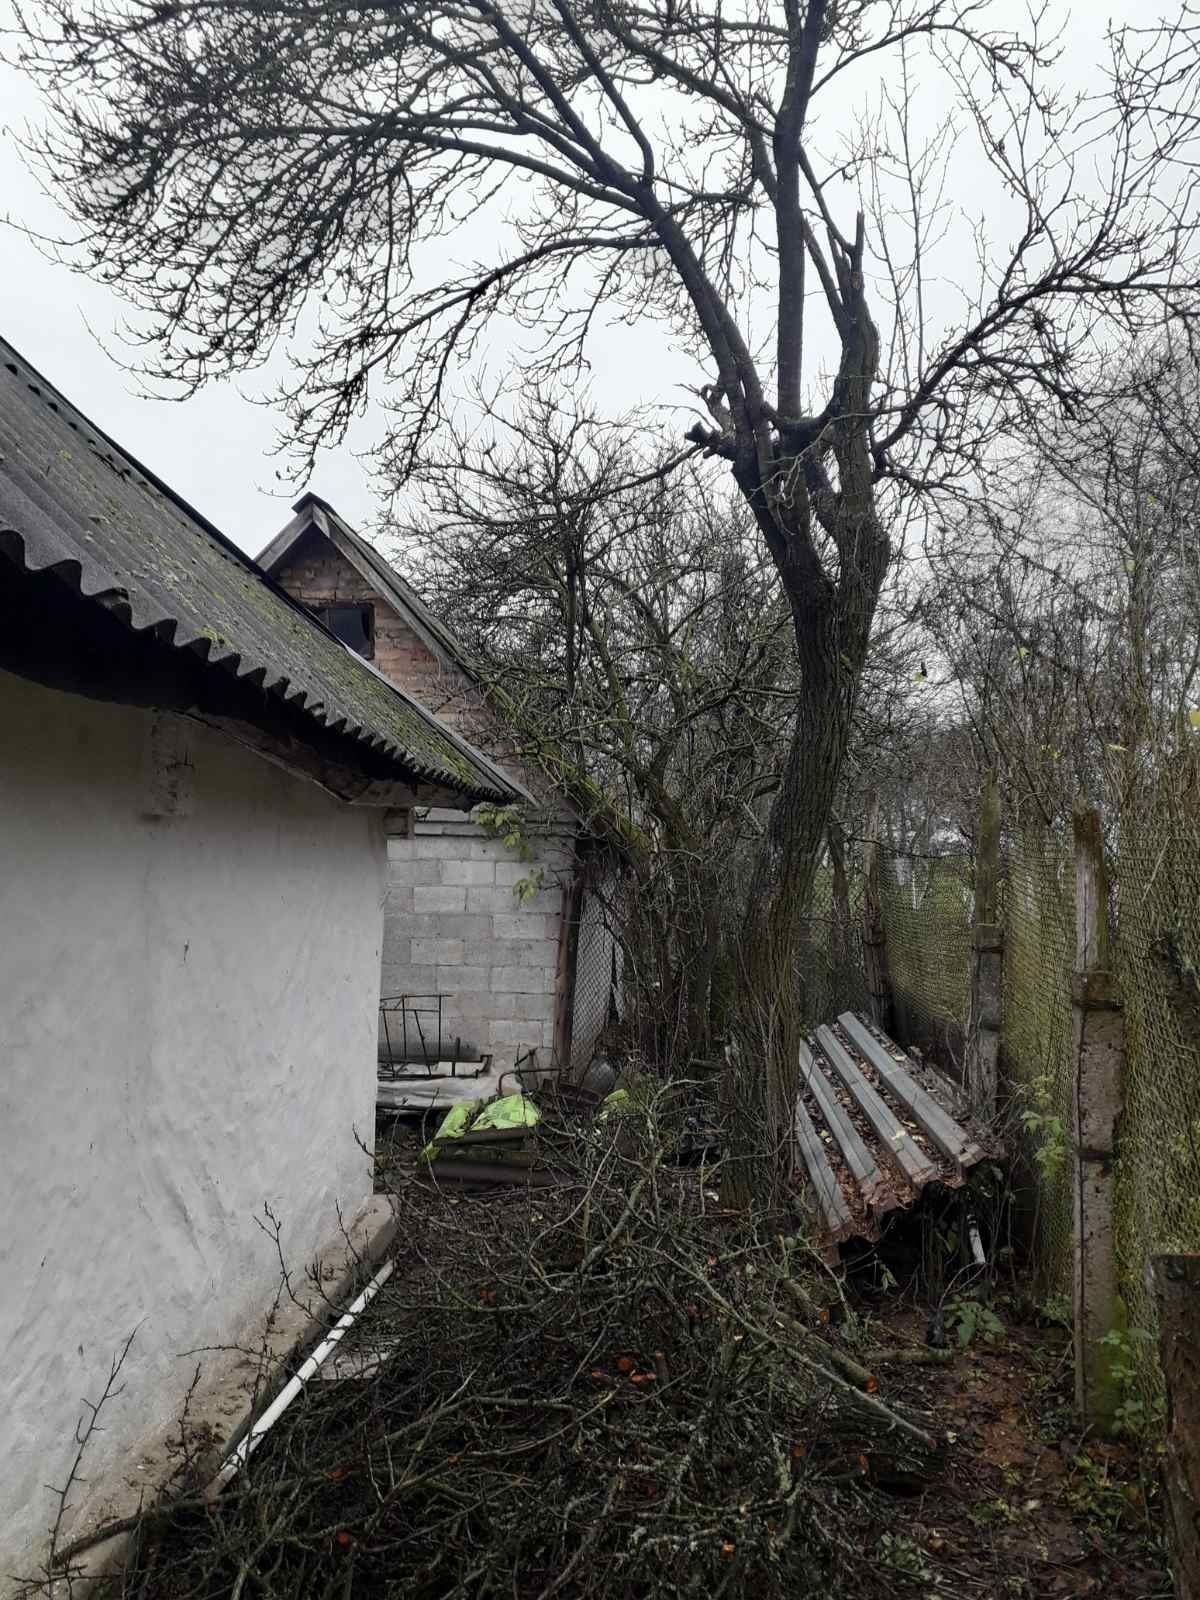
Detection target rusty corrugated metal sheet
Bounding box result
[793,1012,991,1246]
[0,338,519,805]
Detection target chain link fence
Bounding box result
[792,769,1200,1417]
[798,856,874,1024]
[796,842,974,1082]
[1113,761,1200,1410]
[567,875,624,1073]
[878,847,974,1074]
[1000,824,1077,1303]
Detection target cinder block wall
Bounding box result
[383,819,574,1065]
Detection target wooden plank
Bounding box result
[813,1026,937,1186]
[798,1041,896,1218]
[839,1013,982,1174]
[792,1094,855,1240]
[423,1158,564,1188]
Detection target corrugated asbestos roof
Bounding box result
[0,339,518,805]
[792,1012,991,1247]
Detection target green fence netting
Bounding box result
[1000,824,1077,1303]
[1113,760,1200,1412]
[878,848,973,1074]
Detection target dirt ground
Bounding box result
[836,1291,1170,1598]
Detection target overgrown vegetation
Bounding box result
[34,1091,946,1600]
[26,1092,1172,1600]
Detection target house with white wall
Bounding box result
[258,494,621,1075]
[0,337,520,1587]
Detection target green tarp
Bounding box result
[420,1093,540,1162]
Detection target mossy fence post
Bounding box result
[966,771,1002,1117]
[1070,803,1125,1430]
[861,792,893,1033]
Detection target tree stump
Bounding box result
[1153,1254,1200,1600]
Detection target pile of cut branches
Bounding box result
[60,1089,944,1599]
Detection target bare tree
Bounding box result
[401,395,794,1064]
[918,335,1200,829]
[15,0,1200,1095]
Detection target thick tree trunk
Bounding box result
[736,611,861,1161]
[735,485,888,1161]
[743,616,853,977]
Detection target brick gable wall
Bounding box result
[273,530,544,793]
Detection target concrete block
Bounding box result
[467,837,517,860]
[513,940,561,970]
[381,928,416,969]
[413,885,467,914]
[497,991,556,1022]
[442,859,495,887]
[489,1019,544,1047]
[493,861,536,887]
[386,857,444,888]
[429,913,492,941]
[460,940,499,968]
[412,837,453,859]
[493,913,549,941]
[515,985,556,1024]
[522,890,565,916]
[383,886,414,916]
[379,964,438,997]
[489,967,550,995]
[411,937,465,966]
[439,964,490,992]
[439,1002,494,1034]
[466,885,522,914]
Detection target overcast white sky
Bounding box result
[0,1,1148,558]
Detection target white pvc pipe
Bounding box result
[967,1217,987,1268]
[206,1257,395,1496]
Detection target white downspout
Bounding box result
[206,1257,395,1498]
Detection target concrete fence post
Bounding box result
[861,792,893,1033]
[1071,803,1126,1429]
[966,771,1003,1117]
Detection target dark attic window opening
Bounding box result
[317,603,375,659]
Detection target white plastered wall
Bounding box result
[0,669,385,1585]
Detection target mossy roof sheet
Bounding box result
[0,338,519,804]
